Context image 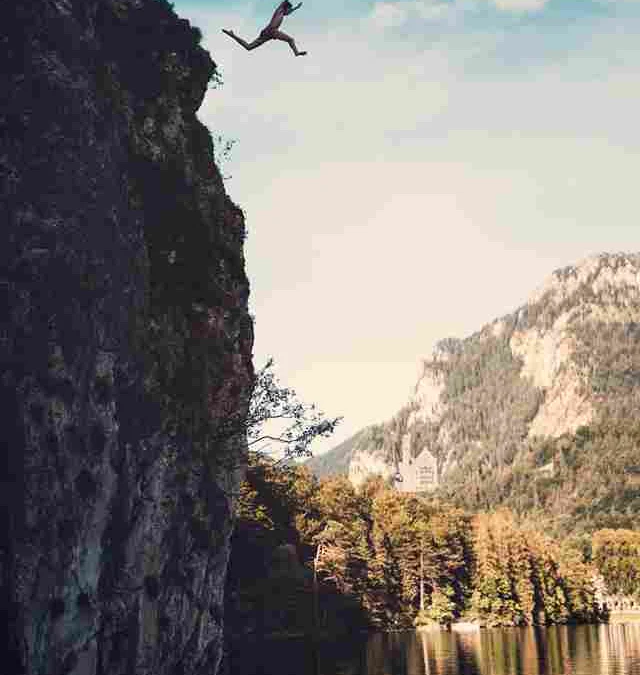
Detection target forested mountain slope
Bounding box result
[309,253,640,535]
[305,429,368,478]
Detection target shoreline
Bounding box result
[229,614,640,643]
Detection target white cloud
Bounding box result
[369,2,409,28]
[489,0,550,10]
[366,0,552,30]
[369,0,454,27]
[414,0,453,20]
[364,0,639,29]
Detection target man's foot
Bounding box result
[296,51,308,56]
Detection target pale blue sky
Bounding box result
[174,0,640,455]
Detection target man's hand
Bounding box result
[288,2,303,13]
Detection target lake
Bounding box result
[225,623,640,675]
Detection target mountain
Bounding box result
[2,2,253,674]
[305,429,369,478]
[311,253,640,535]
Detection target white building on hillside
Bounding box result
[397,435,438,493]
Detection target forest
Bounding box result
[224,453,640,643]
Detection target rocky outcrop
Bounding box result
[348,437,395,487]
[510,253,640,439]
[1,2,253,674]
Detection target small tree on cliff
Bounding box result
[247,358,342,460]
[213,358,341,462]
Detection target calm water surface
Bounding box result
[228,623,640,675]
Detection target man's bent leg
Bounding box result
[222,29,269,51]
[272,30,307,56]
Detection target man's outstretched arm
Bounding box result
[286,2,303,14]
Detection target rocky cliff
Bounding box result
[310,253,640,533]
[1,2,253,674]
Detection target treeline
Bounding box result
[472,511,596,626]
[224,455,627,639]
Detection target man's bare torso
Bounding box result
[267,3,288,30]
[260,2,288,36]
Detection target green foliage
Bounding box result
[470,511,599,626]
[573,321,640,397]
[213,134,236,180]
[227,455,321,636]
[425,314,640,536]
[425,586,457,626]
[208,69,225,90]
[229,460,609,637]
[413,609,433,627]
[246,358,342,459]
[305,429,368,479]
[592,529,640,598]
[315,328,543,503]
[494,414,640,538]
[524,256,640,331]
[435,331,543,494]
[229,465,474,633]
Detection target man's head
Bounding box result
[282,1,293,13]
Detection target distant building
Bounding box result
[397,435,438,493]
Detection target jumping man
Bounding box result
[222,1,308,57]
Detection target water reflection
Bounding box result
[368,624,640,675]
[227,623,640,675]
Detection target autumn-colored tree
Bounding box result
[228,459,604,640]
[471,511,599,627]
[592,528,640,598]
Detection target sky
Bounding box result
[174,0,640,456]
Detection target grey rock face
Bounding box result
[1,2,253,674]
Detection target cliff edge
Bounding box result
[1,1,253,674]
